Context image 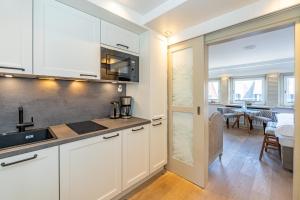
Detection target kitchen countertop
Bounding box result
[0,117,150,159]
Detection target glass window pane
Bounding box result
[208,80,220,101]
[172,112,194,166]
[284,76,295,105]
[172,48,193,107]
[233,78,264,102]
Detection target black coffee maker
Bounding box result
[120,96,132,119]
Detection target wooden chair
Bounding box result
[259,122,281,160]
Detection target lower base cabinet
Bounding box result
[122,125,150,190]
[150,119,167,173]
[60,132,122,200]
[0,147,59,200]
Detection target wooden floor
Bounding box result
[127,128,293,200]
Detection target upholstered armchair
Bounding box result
[209,112,224,165]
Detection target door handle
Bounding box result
[132,127,144,132]
[103,133,119,140]
[1,154,38,167]
[0,66,25,71]
[197,106,201,115]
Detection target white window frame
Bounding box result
[231,76,266,105]
[283,75,295,106]
[208,79,221,103]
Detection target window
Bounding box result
[283,75,295,106]
[232,77,265,103]
[208,80,220,103]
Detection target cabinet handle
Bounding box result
[116,43,129,49]
[132,127,144,132]
[0,66,25,71]
[152,117,162,121]
[152,122,162,127]
[80,74,97,78]
[103,133,119,140]
[1,154,38,167]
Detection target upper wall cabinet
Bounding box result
[101,21,140,54]
[0,0,32,74]
[34,0,100,79]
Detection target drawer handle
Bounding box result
[103,133,119,140]
[116,43,129,49]
[152,122,162,127]
[132,127,144,132]
[0,66,25,71]
[80,74,97,78]
[1,154,38,167]
[152,117,162,121]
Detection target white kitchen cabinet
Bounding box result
[34,0,100,79]
[101,20,140,54]
[127,32,168,173]
[127,31,167,119]
[0,147,59,200]
[150,119,167,173]
[60,132,122,200]
[0,0,32,74]
[122,125,149,190]
[149,34,168,119]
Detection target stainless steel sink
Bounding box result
[0,128,56,150]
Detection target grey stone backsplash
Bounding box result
[0,77,126,133]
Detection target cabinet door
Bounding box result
[34,0,100,79]
[150,119,167,173]
[0,147,59,200]
[0,0,32,74]
[150,34,168,119]
[122,125,149,190]
[60,132,122,200]
[101,21,140,54]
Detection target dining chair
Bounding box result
[253,110,277,133]
[222,108,243,129]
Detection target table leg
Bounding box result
[248,116,253,130]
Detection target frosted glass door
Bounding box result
[168,37,206,187]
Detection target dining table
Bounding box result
[217,106,261,131]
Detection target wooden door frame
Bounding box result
[202,5,300,200]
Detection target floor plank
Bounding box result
[127,128,293,200]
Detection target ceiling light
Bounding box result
[4,74,13,78]
[164,31,172,37]
[244,45,256,50]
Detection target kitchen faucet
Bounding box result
[16,106,34,132]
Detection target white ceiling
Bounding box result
[209,26,295,77]
[86,0,300,38]
[114,0,169,14]
[145,0,259,36]
[209,26,294,68]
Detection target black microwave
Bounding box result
[100,47,139,82]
